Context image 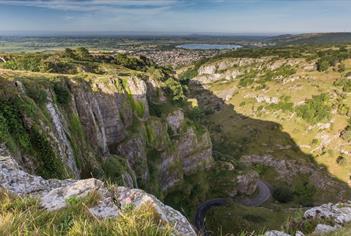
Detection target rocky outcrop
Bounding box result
[241,154,348,201]
[117,187,197,236]
[70,80,130,154]
[193,57,313,85]
[0,145,196,236]
[255,95,279,104]
[265,201,351,235]
[117,135,149,183]
[236,171,259,195]
[166,109,184,134]
[264,230,291,236]
[160,124,213,190]
[64,76,214,191]
[313,224,340,235]
[304,202,351,225]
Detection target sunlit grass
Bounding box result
[0,190,173,236]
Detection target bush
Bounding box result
[273,186,294,203]
[294,179,316,206]
[2,53,43,72]
[316,59,330,72]
[263,65,296,81]
[40,56,77,74]
[334,79,351,92]
[63,48,76,59]
[187,107,205,122]
[296,93,331,124]
[25,85,47,105]
[53,83,71,105]
[336,156,346,165]
[102,156,132,185]
[75,47,91,60]
[340,126,351,142]
[115,53,147,71]
[163,78,185,103]
[316,49,351,72]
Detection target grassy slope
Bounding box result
[183,45,351,235]
[207,59,351,184]
[0,190,172,236]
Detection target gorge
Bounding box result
[1,45,351,235]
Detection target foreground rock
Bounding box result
[304,202,351,225]
[264,201,351,235]
[265,231,291,236]
[0,146,196,236]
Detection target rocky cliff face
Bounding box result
[0,65,213,203]
[0,144,196,235]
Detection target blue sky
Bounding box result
[0,0,350,34]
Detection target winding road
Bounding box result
[194,180,271,235]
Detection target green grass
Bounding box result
[206,202,293,235]
[0,190,173,236]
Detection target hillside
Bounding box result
[268,33,351,45]
[178,44,351,235]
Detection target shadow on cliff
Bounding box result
[188,81,351,205]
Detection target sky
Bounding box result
[0,0,350,35]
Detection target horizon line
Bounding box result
[1,31,351,37]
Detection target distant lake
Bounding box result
[176,44,242,50]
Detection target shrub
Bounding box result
[316,49,351,72]
[53,83,71,105]
[334,78,351,92]
[63,48,76,59]
[340,126,351,142]
[187,107,205,122]
[102,156,131,185]
[163,78,185,103]
[296,93,331,124]
[263,65,296,80]
[316,59,330,72]
[40,56,77,74]
[2,54,43,72]
[115,53,147,71]
[25,85,47,105]
[29,128,67,179]
[273,186,294,203]
[75,47,91,60]
[336,156,346,165]
[294,179,316,206]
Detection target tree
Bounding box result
[316,59,330,72]
[63,48,76,59]
[75,47,91,60]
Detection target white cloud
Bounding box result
[0,0,180,13]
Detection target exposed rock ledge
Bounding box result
[241,154,348,201]
[0,145,196,236]
[265,201,351,235]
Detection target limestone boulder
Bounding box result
[236,171,259,195]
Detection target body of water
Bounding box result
[176,44,242,50]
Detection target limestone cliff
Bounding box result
[0,60,213,203]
